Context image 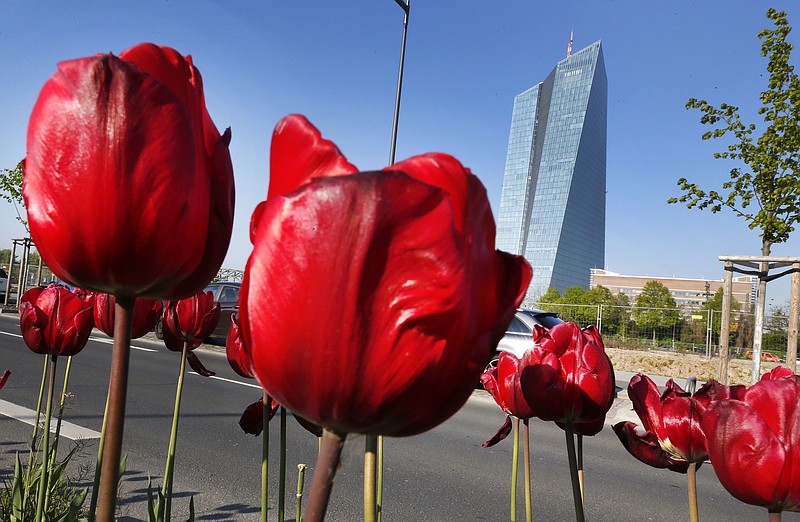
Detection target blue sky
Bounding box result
[2,1,800,304]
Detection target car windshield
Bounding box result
[518,310,561,329]
[204,284,220,299]
[0,268,7,278]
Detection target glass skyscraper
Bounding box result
[496,40,607,300]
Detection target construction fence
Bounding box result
[533,302,792,362]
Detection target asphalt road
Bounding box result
[0,313,795,521]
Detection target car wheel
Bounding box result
[154,317,164,339]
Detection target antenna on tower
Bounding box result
[567,29,573,57]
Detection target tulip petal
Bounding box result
[627,374,667,437]
[239,398,265,435]
[239,396,281,435]
[497,353,536,419]
[187,352,215,377]
[294,414,324,438]
[267,114,357,201]
[702,399,787,510]
[612,421,691,473]
[483,416,514,448]
[661,390,706,463]
[226,313,253,379]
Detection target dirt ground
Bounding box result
[606,347,785,386]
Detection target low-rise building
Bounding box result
[589,268,756,310]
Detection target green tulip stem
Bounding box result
[577,434,584,503]
[162,340,189,521]
[510,417,520,522]
[89,380,112,520]
[687,461,699,522]
[523,419,532,522]
[262,391,270,522]
[769,512,782,521]
[96,295,134,522]
[279,406,287,522]
[565,425,585,522]
[44,355,74,515]
[364,435,378,522]
[30,355,49,453]
[34,355,57,522]
[377,435,384,522]
[25,355,49,510]
[296,464,307,522]
[305,428,346,522]
[49,355,74,464]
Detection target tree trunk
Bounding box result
[751,241,772,384]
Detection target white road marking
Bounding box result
[188,372,261,389]
[0,330,156,353]
[89,336,158,352]
[0,399,101,440]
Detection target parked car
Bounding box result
[745,350,784,363]
[154,281,241,343]
[0,267,7,298]
[492,308,563,362]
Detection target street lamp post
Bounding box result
[389,0,409,166]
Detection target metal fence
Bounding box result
[532,302,791,361]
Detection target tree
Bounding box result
[539,287,561,304]
[557,286,593,325]
[670,9,800,371]
[537,288,562,314]
[669,9,800,257]
[633,281,681,344]
[0,161,26,230]
[696,288,742,345]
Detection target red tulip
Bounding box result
[612,374,742,473]
[240,115,531,437]
[226,313,253,379]
[94,294,163,339]
[481,352,536,446]
[19,284,94,357]
[520,322,615,435]
[162,291,219,376]
[163,290,220,343]
[701,376,800,513]
[760,366,799,382]
[24,42,234,299]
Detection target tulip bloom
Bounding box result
[701,376,800,514]
[520,322,615,435]
[19,285,94,358]
[24,43,234,299]
[613,374,742,473]
[481,352,536,446]
[94,294,163,339]
[240,115,531,438]
[162,291,219,376]
[226,313,253,379]
[163,290,220,344]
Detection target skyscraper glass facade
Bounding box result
[496,41,607,299]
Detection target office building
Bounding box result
[496,40,607,299]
